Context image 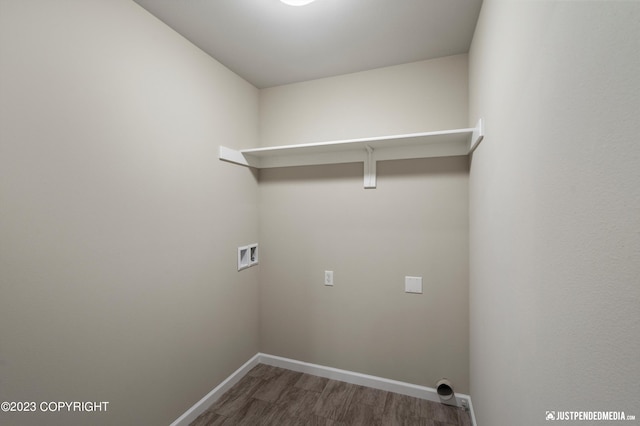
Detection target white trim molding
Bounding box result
[170,354,261,426]
[171,353,477,426]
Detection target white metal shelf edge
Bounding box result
[219,119,484,188]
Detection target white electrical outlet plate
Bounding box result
[405,276,423,294]
[324,271,334,286]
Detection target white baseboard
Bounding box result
[170,354,261,426]
[171,353,477,426]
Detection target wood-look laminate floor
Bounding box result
[190,364,472,426]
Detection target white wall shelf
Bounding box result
[220,119,484,188]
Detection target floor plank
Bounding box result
[253,369,302,403]
[209,375,264,418]
[190,409,225,426]
[381,392,420,425]
[312,379,357,421]
[225,398,271,426]
[416,398,460,424]
[295,372,329,392]
[351,384,388,417]
[340,401,384,425]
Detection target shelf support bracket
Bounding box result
[220,146,252,167]
[364,145,377,189]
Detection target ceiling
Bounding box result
[133,0,483,89]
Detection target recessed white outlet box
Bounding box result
[324,271,334,286]
[238,243,259,271]
[405,276,423,294]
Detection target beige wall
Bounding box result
[260,55,469,146]
[258,56,470,393]
[0,1,259,425]
[469,1,640,425]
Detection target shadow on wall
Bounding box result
[257,156,470,184]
